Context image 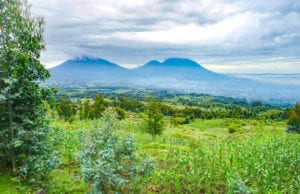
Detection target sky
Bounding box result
[28,0,300,73]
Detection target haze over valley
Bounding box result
[49,57,300,103]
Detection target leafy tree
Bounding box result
[115,97,144,112]
[82,99,92,119]
[78,109,154,193]
[115,107,126,120]
[79,105,84,120]
[92,94,106,118]
[143,99,164,139]
[56,100,76,122]
[170,109,179,127]
[287,103,300,133]
[0,0,59,187]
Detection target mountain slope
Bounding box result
[134,58,225,80]
[49,57,130,83]
[48,57,300,101]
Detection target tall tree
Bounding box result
[287,103,300,133]
[0,0,59,187]
[143,98,164,139]
[92,94,106,118]
[83,99,92,119]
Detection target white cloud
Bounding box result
[175,0,239,20]
[27,0,300,73]
[114,12,253,45]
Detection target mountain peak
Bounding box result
[144,60,161,66]
[141,58,203,69]
[70,56,111,64]
[74,55,95,60]
[162,58,202,68]
[50,57,125,72]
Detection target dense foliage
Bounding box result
[53,87,289,122]
[56,100,76,122]
[287,103,300,133]
[0,0,59,187]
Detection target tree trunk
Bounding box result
[8,100,16,173]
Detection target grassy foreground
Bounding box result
[1,118,299,193]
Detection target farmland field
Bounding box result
[44,118,300,193]
[2,112,299,193]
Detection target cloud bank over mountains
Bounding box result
[29,0,300,73]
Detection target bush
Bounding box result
[228,124,240,134]
[78,109,154,193]
[115,107,126,120]
[174,117,191,125]
[228,176,253,193]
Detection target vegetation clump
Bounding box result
[78,109,154,193]
[143,99,165,139]
[287,103,300,133]
[0,0,59,188]
[228,123,241,133]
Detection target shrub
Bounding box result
[78,109,154,193]
[174,117,191,125]
[228,176,253,193]
[115,107,126,120]
[228,124,240,134]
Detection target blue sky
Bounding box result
[28,0,300,73]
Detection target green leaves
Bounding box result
[13,140,23,148]
[78,111,154,193]
[0,0,58,188]
[287,103,300,133]
[150,136,300,193]
[56,100,76,122]
[143,99,165,139]
[93,94,106,118]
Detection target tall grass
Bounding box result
[143,135,300,193]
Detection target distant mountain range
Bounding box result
[48,57,300,102]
